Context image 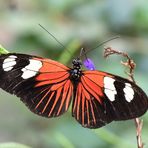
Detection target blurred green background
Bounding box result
[0,0,148,148]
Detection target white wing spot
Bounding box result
[2,55,17,71]
[123,83,134,102]
[9,55,17,58]
[104,77,117,101]
[21,59,42,79]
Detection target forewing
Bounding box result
[72,71,148,128]
[0,53,73,117]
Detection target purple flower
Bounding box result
[83,58,95,70]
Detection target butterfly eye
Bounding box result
[72,59,76,65]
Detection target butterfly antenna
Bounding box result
[80,48,88,60]
[38,24,71,54]
[79,36,120,58]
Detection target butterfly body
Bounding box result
[0,53,147,128]
[70,58,82,81]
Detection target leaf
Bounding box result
[0,45,9,54]
[0,142,31,148]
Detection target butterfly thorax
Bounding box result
[70,58,82,81]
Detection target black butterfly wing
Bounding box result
[0,53,147,128]
[0,53,73,117]
[106,74,147,121]
[72,71,148,128]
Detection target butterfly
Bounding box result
[0,53,147,128]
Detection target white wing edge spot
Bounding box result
[2,55,17,71]
[123,83,134,102]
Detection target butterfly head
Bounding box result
[72,58,82,69]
